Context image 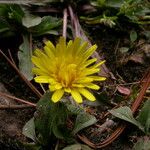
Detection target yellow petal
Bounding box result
[79,88,96,101]
[51,89,64,103]
[76,42,88,55]
[44,46,55,59]
[90,76,106,81]
[90,60,105,69]
[80,68,100,76]
[82,58,97,68]
[54,83,62,89]
[71,89,83,103]
[34,49,44,57]
[72,84,84,88]
[58,37,66,52]
[85,83,100,90]
[66,40,73,54]
[72,37,81,54]
[31,56,48,72]
[83,44,97,60]
[31,56,42,67]
[77,77,94,83]
[64,88,71,93]
[32,68,48,76]
[34,76,54,83]
[44,40,55,51]
[49,85,56,91]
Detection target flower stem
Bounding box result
[63,8,68,38]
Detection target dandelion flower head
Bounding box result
[32,37,106,103]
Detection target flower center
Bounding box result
[57,63,77,88]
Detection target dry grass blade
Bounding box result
[0,92,36,107]
[0,104,34,110]
[68,6,111,78]
[0,49,42,98]
[63,8,68,38]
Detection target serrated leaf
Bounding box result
[29,16,62,36]
[130,30,137,43]
[34,91,54,143]
[22,14,42,28]
[35,91,70,144]
[23,117,36,142]
[18,34,33,80]
[72,113,97,134]
[137,100,150,134]
[109,106,144,131]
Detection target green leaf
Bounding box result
[137,100,150,134]
[130,30,137,43]
[18,34,33,80]
[23,143,42,150]
[22,117,36,142]
[22,14,42,28]
[109,106,144,131]
[119,47,129,53]
[63,144,81,150]
[62,144,93,150]
[29,16,62,36]
[133,137,150,150]
[72,113,97,134]
[66,103,84,115]
[8,5,24,23]
[105,0,124,8]
[35,91,70,144]
[34,91,54,144]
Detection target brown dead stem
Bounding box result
[0,104,34,110]
[68,5,111,78]
[0,92,36,107]
[0,49,42,98]
[78,70,150,148]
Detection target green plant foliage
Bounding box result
[23,117,36,142]
[72,112,97,134]
[119,47,129,53]
[18,34,33,80]
[28,16,62,36]
[132,137,150,150]
[0,4,24,37]
[34,91,71,145]
[66,102,85,115]
[22,92,98,148]
[92,0,124,8]
[22,14,42,28]
[62,144,93,150]
[109,101,150,135]
[137,100,150,135]
[84,0,150,27]
[23,143,42,150]
[0,4,62,37]
[109,106,143,130]
[130,30,137,43]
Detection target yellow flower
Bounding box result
[32,37,106,103]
